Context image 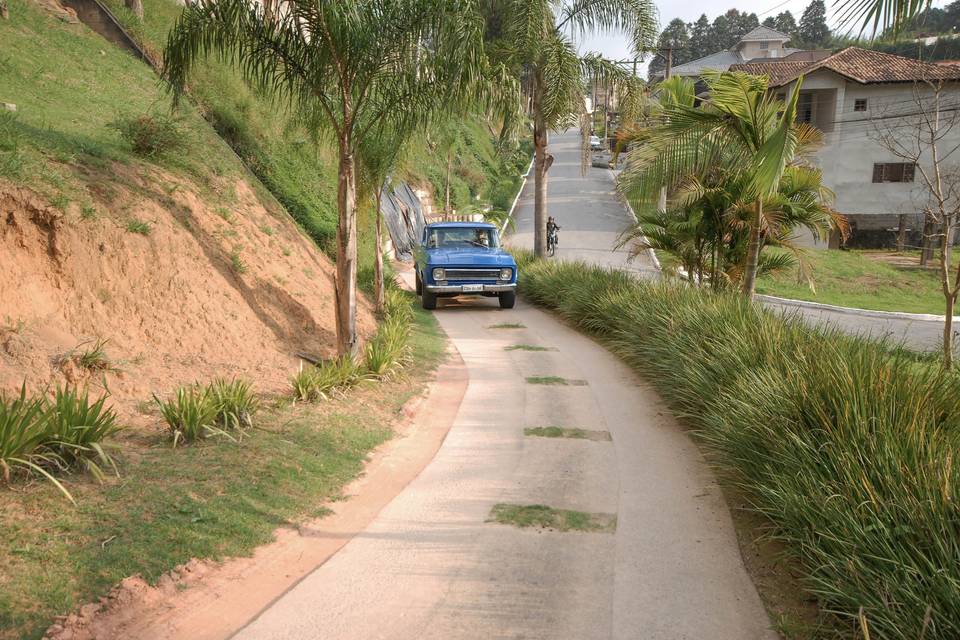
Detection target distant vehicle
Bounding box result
[590,135,603,150]
[414,222,518,310]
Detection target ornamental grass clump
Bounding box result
[1,385,120,501]
[521,258,960,639]
[154,385,220,447]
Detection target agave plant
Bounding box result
[154,386,222,447]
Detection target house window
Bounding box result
[797,92,815,124]
[854,99,868,112]
[759,41,770,50]
[872,163,916,183]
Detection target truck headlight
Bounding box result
[432,267,446,281]
[499,268,513,281]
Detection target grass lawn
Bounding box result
[0,1,242,206]
[655,248,949,315]
[756,249,949,315]
[0,303,445,640]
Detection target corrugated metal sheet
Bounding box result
[380,181,427,260]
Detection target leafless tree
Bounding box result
[871,79,960,367]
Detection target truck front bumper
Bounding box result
[425,283,517,294]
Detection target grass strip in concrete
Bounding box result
[504,344,555,352]
[525,376,588,386]
[488,322,526,329]
[524,427,611,441]
[488,504,617,533]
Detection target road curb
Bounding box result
[757,293,960,323]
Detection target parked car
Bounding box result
[414,222,517,310]
[590,135,603,150]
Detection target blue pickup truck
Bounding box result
[414,222,518,310]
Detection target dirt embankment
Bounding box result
[0,166,374,419]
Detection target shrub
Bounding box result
[154,386,220,447]
[521,258,960,639]
[1,385,120,502]
[44,386,120,480]
[126,219,151,235]
[207,378,258,431]
[290,355,365,402]
[112,113,182,158]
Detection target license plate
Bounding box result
[461,284,484,293]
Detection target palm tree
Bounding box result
[486,0,656,257]
[619,71,819,298]
[620,150,844,291]
[163,0,492,355]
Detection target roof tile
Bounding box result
[729,47,960,86]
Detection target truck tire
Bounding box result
[415,271,422,295]
[422,289,438,310]
[499,291,516,309]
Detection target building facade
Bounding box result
[731,48,960,248]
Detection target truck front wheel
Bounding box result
[415,271,422,295]
[422,289,438,310]
[499,291,516,309]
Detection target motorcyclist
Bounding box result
[546,216,561,249]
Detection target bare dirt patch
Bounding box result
[0,171,374,426]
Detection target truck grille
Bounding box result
[445,268,502,281]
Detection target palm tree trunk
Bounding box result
[532,78,551,258]
[742,199,763,298]
[335,136,359,356]
[373,186,385,314]
[444,150,452,219]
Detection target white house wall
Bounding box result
[782,71,960,246]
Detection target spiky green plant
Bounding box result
[0,386,68,499]
[154,386,221,447]
[44,386,120,480]
[1,385,121,502]
[207,378,259,432]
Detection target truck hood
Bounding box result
[427,248,516,267]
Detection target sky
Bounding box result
[575,0,949,73]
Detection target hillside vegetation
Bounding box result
[97,0,529,255]
[0,0,380,409]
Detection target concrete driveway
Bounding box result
[232,129,775,639]
[234,296,774,640]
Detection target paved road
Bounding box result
[509,131,658,278]
[235,297,775,639]
[232,129,775,639]
[512,130,945,353]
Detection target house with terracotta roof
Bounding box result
[665,26,804,79]
[730,47,960,247]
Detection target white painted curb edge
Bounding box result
[757,293,960,323]
[606,168,661,272]
[501,156,535,235]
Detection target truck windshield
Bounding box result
[426,227,500,249]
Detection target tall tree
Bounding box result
[688,14,712,58]
[799,0,830,45]
[619,71,814,298]
[763,16,778,29]
[164,0,493,354]
[648,19,691,80]
[491,0,655,258]
[774,11,798,35]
